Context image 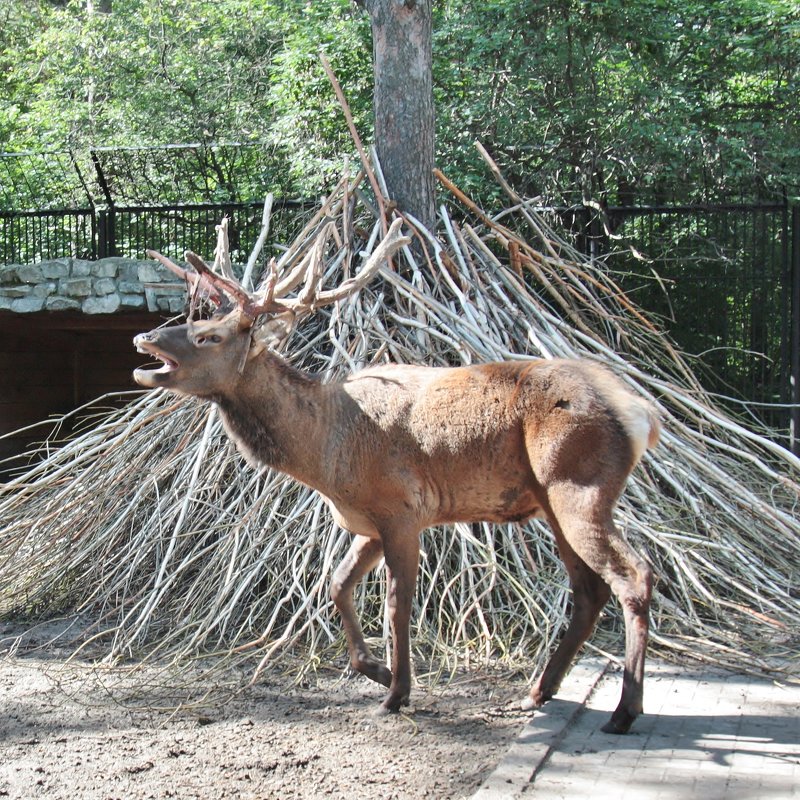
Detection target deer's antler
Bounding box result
[276,217,410,314]
[146,249,227,307]
[149,217,411,327]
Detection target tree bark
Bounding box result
[361,0,436,232]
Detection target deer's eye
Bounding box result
[196,334,222,345]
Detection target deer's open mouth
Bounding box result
[135,342,178,370]
[134,337,180,385]
[139,353,178,372]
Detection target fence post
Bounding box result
[91,149,117,258]
[96,209,114,259]
[791,204,800,455]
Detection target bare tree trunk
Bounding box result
[361,0,436,232]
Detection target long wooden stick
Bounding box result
[319,52,388,235]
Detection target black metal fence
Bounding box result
[0,144,307,264]
[0,202,318,264]
[1,146,798,451]
[575,202,797,440]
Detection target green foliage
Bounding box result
[0,0,798,202]
[2,0,277,146]
[0,0,371,196]
[265,1,373,190]
[433,0,800,204]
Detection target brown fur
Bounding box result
[134,312,659,734]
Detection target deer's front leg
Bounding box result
[379,531,421,713]
[331,535,392,688]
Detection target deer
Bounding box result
[133,218,660,735]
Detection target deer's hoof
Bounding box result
[352,656,392,689]
[520,688,550,711]
[373,703,393,717]
[601,709,638,735]
[377,691,410,715]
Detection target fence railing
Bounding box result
[0,144,312,264]
[0,200,319,265]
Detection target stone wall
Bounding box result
[0,257,185,314]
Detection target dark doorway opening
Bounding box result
[0,310,163,478]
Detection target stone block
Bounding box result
[45,296,81,311]
[0,285,32,298]
[91,259,120,278]
[32,282,57,298]
[12,295,45,312]
[120,293,146,309]
[94,277,118,295]
[83,294,121,314]
[138,263,165,283]
[0,264,19,283]
[61,277,93,297]
[119,262,141,282]
[39,259,71,279]
[144,287,158,312]
[99,256,140,274]
[17,264,44,283]
[72,259,92,277]
[118,281,143,295]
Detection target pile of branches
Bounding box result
[1,147,798,688]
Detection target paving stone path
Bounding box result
[473,658,799,799]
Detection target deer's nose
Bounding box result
[134,331,157,346]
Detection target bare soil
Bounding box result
[0,622,525,800]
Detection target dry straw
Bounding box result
[0,146,798,693]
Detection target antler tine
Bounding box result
[184,249,214,275]
[262,258,279,307]
[239,259,284,319]
[258,219,338,302]
[184,250,255,312]
[296,221,336,308]
[147,248,194,283]
[269,248,316,299]
[147,248,225,306]
[303,217,410,310]
[245,221,339,318]
[214,217,235,279]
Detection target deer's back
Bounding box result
[330,358,655,530]
[343,357,649,452]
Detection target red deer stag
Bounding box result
[133,219,659,734]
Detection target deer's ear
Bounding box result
[251,311,295,354]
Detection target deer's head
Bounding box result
[133,311,256,397]
[133,218,410,398]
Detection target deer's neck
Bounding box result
[213,350,331,485]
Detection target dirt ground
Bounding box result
[0,622,526,800]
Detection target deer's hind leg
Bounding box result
[331,534,392,689]
[544,483,653,734]
[524,530,611,710]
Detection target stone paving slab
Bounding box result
[473,658,800,799]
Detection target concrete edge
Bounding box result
[470,657,611,800]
